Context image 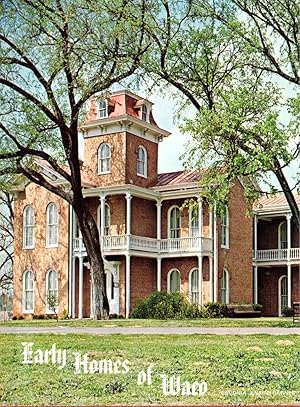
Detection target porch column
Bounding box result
[209,256,213,302]
[198,197,203,253]
[198,255,203,305]
[254,215,258,257]
[288,263,292,308]
[68,206,73,317]
[126,192,132,236]
[125,254,131,318]
[156,199,162,240]
[253,265,258,304]
[78,256,84,319]
[71,257,76,318]
[286,214,292,261]
[99,194,106,238]
[157,258,161,291]
[213,207,218,302]
[209,208,213,239]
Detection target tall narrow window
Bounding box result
[46,203,58,247]
[104,203,110,236]
[98,143,111,174]
[169,207,181,238]
[279,275,288,316]
[141,104,147,121]
[98,100,108,118]
[46,269,58,313]
[23,205,35,249]
[278,221,287,249]
[137,146,147,177]
[221,269,229,304]
[23,270,34,312]
[168,269,181,293]
[221,207,229,248]
[189,206,199,237]
[189,268,199,304]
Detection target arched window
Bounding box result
[189,268,200,304]
[168,269,181,293]
[221,269,229,304]
[46,203,58,247]
[141,104,147,121]
[189,206,199,237]
[104,203,110,236]
[23,205,35,249]
[221,207,229,248]
[98,100,108,118]
[46,269,58,313]
[98,143,111,174]
[278,221,287,249]
[23,270,34,312]
[278,275,288,316]
[137,146,147,177]
[169,206,181,239]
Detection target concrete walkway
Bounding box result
[0,325,300,335]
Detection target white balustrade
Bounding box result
[255,248,300,262]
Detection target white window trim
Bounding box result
[98,99,108,119]
[23,205,35,249]
[98,143,111,175]
[168,206,181,239]
[137,145,148,178]
[278,275,288,317]
[46,203,59,248]
[220,207,229,249]
[278,221,287,250]
[104,203,110,236]
[220,269,230,304]
[188,268,200,304]
[22,270,34,314]
[167,269,181,293]
[189,206,199,237]
[46,269,58,314]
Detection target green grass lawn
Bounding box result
[1,333,300,405]
[0,316,297,328]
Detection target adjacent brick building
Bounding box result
[14,89,281,319]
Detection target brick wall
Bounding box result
[13,183,69,318]
[131,197,157,238]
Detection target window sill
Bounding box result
[46,244,59,249]
[98,171,111,175]
[137,173,147,178]
[22,310,34,314]
[221,245,230,250]
[23,246,35,250]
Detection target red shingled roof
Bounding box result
[154,170,201,187]
[255,193,300,208]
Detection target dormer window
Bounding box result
[141,104,148,121]
[137,146,147,177]
[98,143,111,174]
[98,100,108,118]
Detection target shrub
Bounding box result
[204,302,228,318]
[252,303,263,311]
[282,306,293,317]
[131,291,201,319]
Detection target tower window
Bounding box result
[98,143,111,174]
[98,100,108,118]
[141,104,148,121]
[137,146,147,177]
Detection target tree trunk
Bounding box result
[74,205,109,319]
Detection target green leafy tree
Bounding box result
[144,0,299,223]
[0,0,148,318]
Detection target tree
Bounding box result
[0,0,149,318]
[0,192,13,291]
[144,1,299,224]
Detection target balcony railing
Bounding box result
[73,235,213,255]
[254,248,300,262]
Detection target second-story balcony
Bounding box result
[254,248,300,264]
[73,235,213,256]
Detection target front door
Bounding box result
[279,275,288,316]
[105,262,120,315]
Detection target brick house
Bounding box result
[13,90,254,319]
[253,194,300,316]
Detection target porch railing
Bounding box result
[255,248,300,262]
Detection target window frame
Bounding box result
[278,275,288,316]
[141,104,148,121]
[23,270,34,313]
[167,269,181,293]
[98,143,111,174]
[23,205,35,249]
[220,207,229,249]
[98,100,108,118]
[46,203,59,248]
[137,145,147,178]
[189,206,199,237]
[104,203,111,236]
[46,269,58,314]
[168,206,181,239]
[189,268,200,304]
[278,221,287,250]
[220,269,229,304]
